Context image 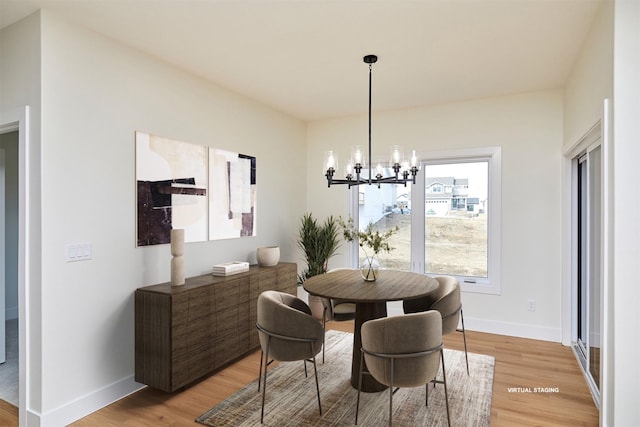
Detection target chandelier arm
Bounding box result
[327,178,369,188]
[376,176,409,184]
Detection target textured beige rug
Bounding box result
[196,330,494,426]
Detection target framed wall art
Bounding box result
[136,131,208,246]
[209,148,257,240]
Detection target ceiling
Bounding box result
[0,0,603,122]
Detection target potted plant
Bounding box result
[338,216,399,281]
[297,213,341,318]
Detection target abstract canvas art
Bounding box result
[209,148,257,240]
[136,132,208,246]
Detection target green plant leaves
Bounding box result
[297,213,341,284]
[338,216,399,257]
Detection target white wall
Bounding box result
[612,1,640,425]
[563,0,614,150]
[20,10,306,425]
[308,90,564,340]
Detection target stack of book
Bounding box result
[212,261,250,276]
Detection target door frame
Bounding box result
[1,146,5,364]
[0,105,30,426]
[562,99,612,420]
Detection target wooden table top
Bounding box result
[303,269,439,303]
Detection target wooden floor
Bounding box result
[3,321,599,426]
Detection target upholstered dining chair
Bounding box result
[355,311,451,427]
[320,268,356,363]
[403,275,469,374]
[256,290,324,423]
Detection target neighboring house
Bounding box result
[426,177,481,215]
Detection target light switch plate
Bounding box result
[66,243,92,262]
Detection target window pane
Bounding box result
[425,161,488,277]
[358,170,411,271]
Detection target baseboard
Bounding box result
[388,302,561,342]
[25,409,41,427]
[36,375,145,426]
[463,316,562,342]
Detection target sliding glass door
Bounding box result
[575,144,601,403]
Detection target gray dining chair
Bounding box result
[319,268,356,363]
[403,275,469,374]
[355,311,451,427]
[256,290,324,423]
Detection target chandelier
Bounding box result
[324,54,419,188]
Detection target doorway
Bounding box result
[0,105,29,426]
[0,131,19,406]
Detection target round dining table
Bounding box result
[303,269,439,392]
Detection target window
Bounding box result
[351,147,501,294]
[424,162,487,278]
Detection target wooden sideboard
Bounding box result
[135,262,297,392]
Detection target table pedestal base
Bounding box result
[351,301,388,392]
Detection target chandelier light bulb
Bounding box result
[401,160,410,173]
[345,161,353,176]
[410,150,418,168]
[325,150,336,170]
[352,145,364,166]
[390,145,402,166]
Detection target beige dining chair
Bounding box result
[256,290,324,423]
[320,268,356,363]
[355,311,451,427]
[403,275,469,374]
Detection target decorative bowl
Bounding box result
[256,246,280,267]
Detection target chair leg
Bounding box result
[460,308,469,375]
[355,351,364,425]
[322,307,327,363]
[425,382,429,406]
[440,349,451,427]
[311,343,322,415]
[260,338,271,424]
[257,350,264,391]
[389,358,394,427]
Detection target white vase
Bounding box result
[360,256,380,282]
[256,246,280,267]
[170,229,185,286]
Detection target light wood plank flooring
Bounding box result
[3,321,599,426]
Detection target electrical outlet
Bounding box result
[527,299,536,312]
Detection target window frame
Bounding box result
[416,147,501,295]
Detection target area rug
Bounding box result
[196,330,494,426]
